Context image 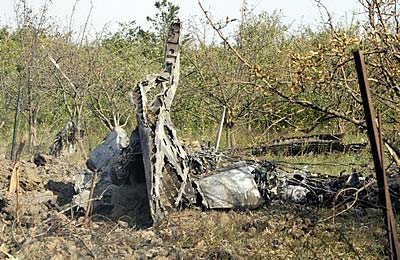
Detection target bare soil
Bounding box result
[0,156,388,259]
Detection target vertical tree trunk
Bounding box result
[11,69,23,160]
[247,114,252,131]
[226,125,231,149]
[27,67,37,151]
[224,110,235,149]
[74,107,87,159]
[231,129,236,148]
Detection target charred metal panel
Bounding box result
[132,21,193,225]
[196,162,263,209]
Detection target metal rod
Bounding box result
[85,170,97,222]
[215,106,226,152]
[354,50,400,260]
[378,111,400,259]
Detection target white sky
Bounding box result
[0,0,362,34]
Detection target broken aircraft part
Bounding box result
[195,162,263,209]
[251,132,367,156]
[132,20,194,225]
[73,127,129,213]
[49,121,83,157]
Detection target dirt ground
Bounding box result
[0,156,389,259]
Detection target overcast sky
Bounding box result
[0,0,362,34]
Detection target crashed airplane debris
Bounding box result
[251,133,367,156]
[49,121,84,158]
[130,20,194,225]
[195,162,263,209]
[72,20,265,225]
[72,21,400,227]
[76,127,400,226]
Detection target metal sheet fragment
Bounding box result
[195,163,263,209]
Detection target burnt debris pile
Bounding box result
[71,21,400,227]
[75,126,400,227]
[251,160,400,211]
[251,133,367,156]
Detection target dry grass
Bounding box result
[0,205,388,259]
[157,206,386,259]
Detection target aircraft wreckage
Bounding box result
[74,20,262,226]
[72,21,400,227]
